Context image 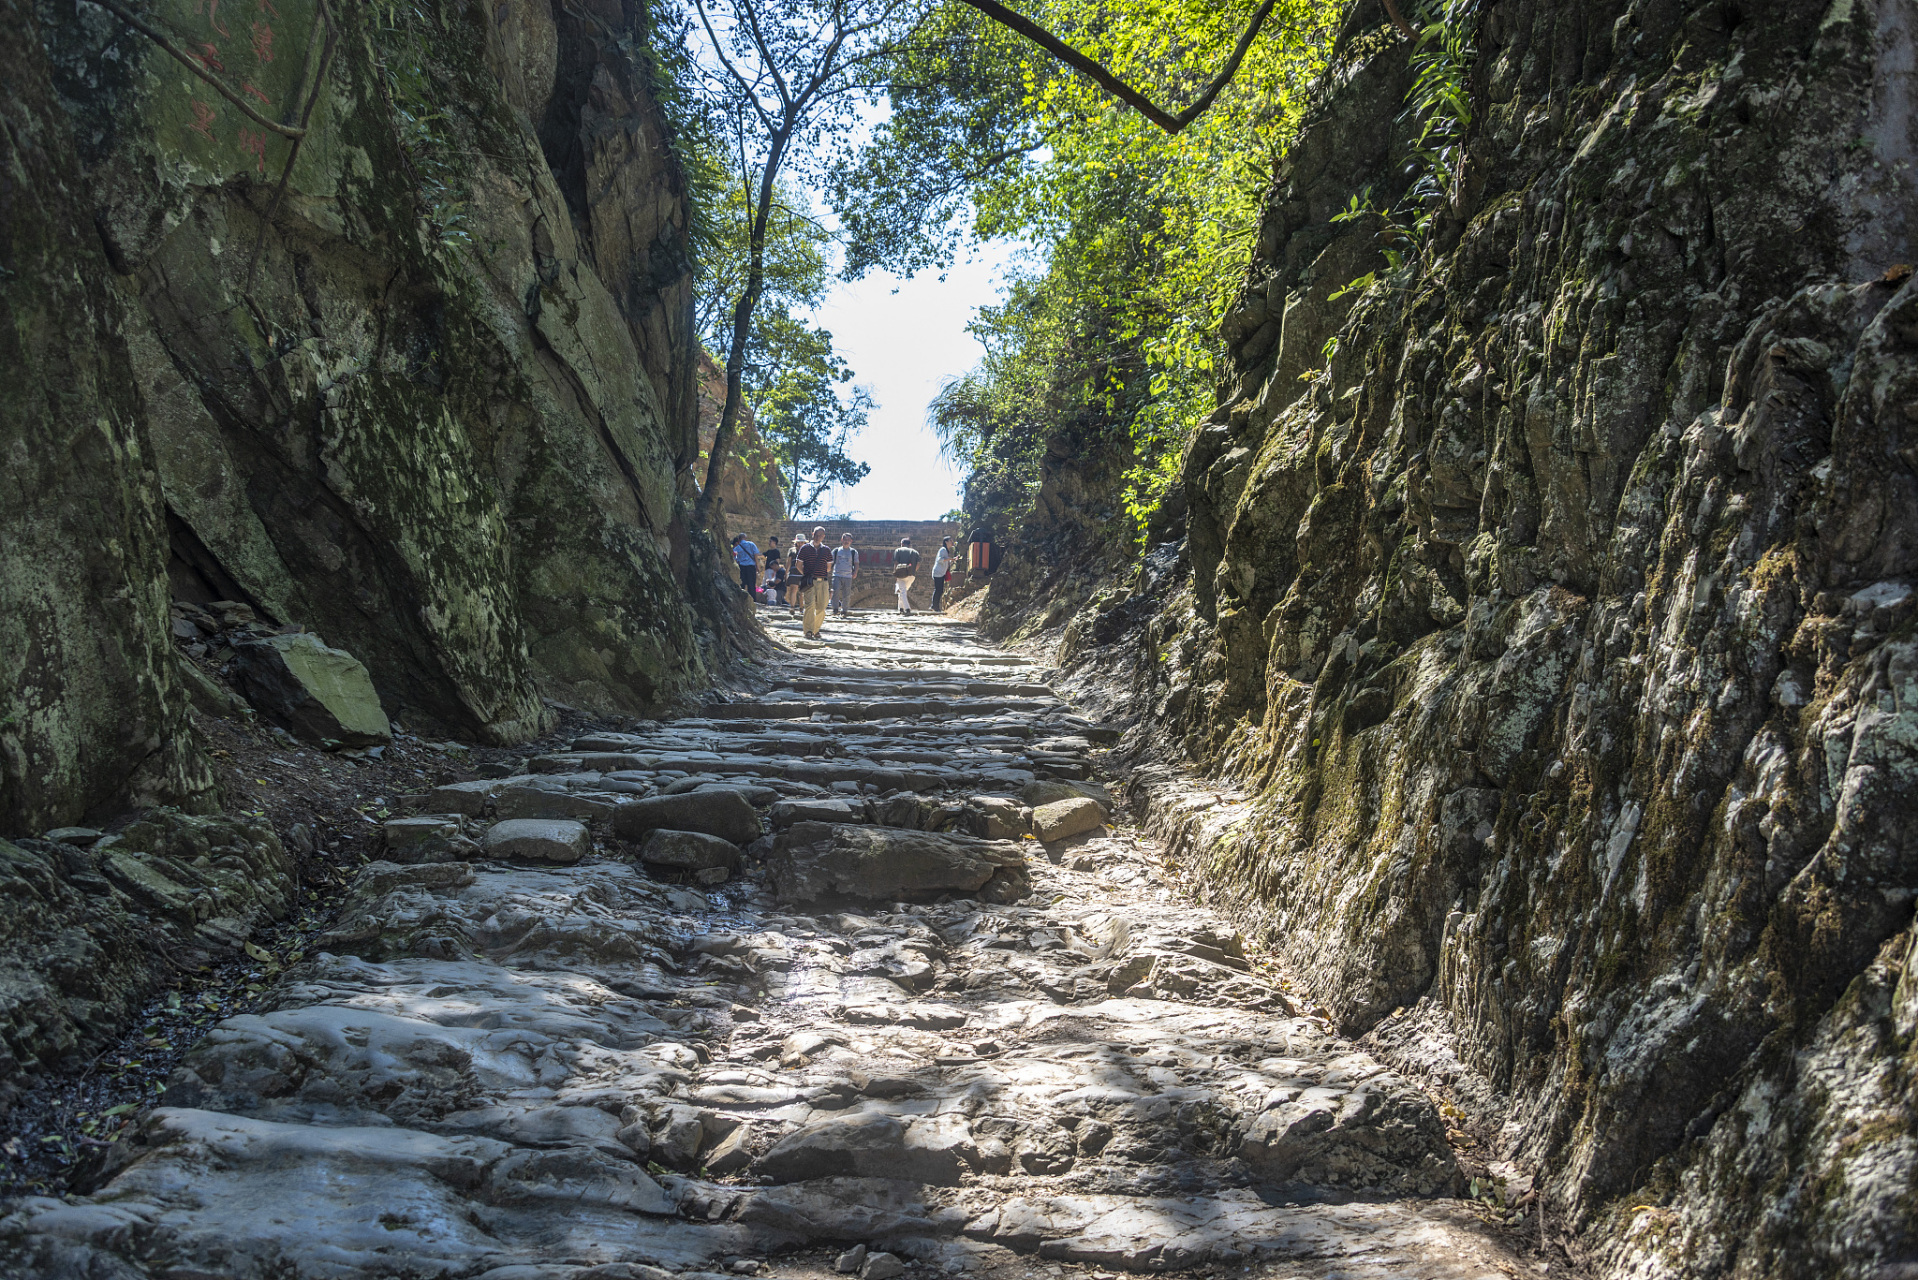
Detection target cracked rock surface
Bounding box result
[1,615,1524,1279]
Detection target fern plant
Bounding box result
[1326,0,1477,297]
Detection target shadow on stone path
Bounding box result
[1,610,1530,1280]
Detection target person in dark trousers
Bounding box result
[830,533,859,617]
[930,536,954,611]
[786,534,805,613]
[731,533,759,596]
[891,537,921,614]
[762,550,786,608]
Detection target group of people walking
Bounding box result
[729,529,957,640]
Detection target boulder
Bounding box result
[650,1104,708,1169]
[736,1179,936,1241]
[703,1122,754,1175]
[427,780,501,817]
[348,860,477,900]
[967,795,1028,840]
[1238,1083,1461,1195]
[872,793,950,831]
[494,786,624,822]
[1020,779,1112,812]
[640,829,740,871]
[1031,798,1107,843]
[770,798,859,828]
[755,1113,964,1186]
[767,822,1026,903]
[482,819,590,864]
[230,633,391,747]
[613,790,762,844]
[379,816,476,864]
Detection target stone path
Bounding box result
[2,612,1529,1280]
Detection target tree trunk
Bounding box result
[694,128,792,532]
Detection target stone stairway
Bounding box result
[1,611,1529,1280]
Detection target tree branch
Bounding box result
[1380,0,1416,41]
[85,0,308,137]
[737,0,793,107]
[953,0,1281,135]
[692,0,778,124]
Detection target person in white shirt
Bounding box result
[930,537,954,611]
[830,534,859,617]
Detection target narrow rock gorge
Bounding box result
[3,0,1916,1278]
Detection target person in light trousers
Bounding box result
[795,527,833,639]
[831,534,859,616]
[891,537,921,614]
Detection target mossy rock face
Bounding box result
[23,0,714,749]
[0,0,213,836]
[994,0,1918,1270]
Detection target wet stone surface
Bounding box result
[0,614,1528,1279]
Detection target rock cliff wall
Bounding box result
[4,0,721,835]
[0,0,214,834]
[0,0,727,1099]
[1022,0,1918,1273]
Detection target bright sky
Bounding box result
[801,241,1021,521]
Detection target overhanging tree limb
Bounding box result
[86,0,309,137]
[952,0,1280,135]
[954,0,1417,134]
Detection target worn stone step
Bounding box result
[10,604,1527,1280]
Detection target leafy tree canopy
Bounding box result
[835,0,1346,536]
[693,175,872,517]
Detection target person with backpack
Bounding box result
[730,533,759,596]
[930,536,954,611]
[891,537,921,614]
[831,533,859,617]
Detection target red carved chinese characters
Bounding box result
[250,18,273,63]
[238,128,268,174]
[189,98,218,140]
